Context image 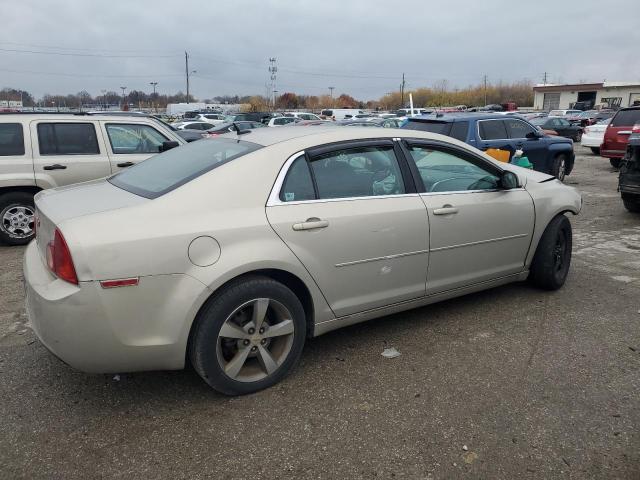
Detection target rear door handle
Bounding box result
[433,205,459,215]
[292,218,329,231]
[43,164,67,171]
[117,161,134,167]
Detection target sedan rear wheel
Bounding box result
[189,276,306,395]
[574,131,582,142]
[529,215,572,290]
[590,147,600,155]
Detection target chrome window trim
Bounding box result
[419,188,525,196]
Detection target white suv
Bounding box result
[0,113,185,245]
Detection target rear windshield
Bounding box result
[402,120,452,136]
[611,109,640,127]
[109,138,261,198]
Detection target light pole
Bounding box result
[101,90,107,111]
[149,82,158,112]
[120,86,127,109]
[328,86,335,107]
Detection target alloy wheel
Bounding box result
[216,298,295,383]
[1,204,35,239]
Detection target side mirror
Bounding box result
[159,141,179,152]
[500,171,520,190]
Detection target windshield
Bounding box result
[109,138,262,198]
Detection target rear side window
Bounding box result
[109,137,261,198]
[449,121,469,141]
[37,123,99,155]
[280,156,316,202]
[611,109,640,127]
[402,120,452,136]
[309,145,405,199]
[0,123,25,156]
[478,120,508,140]
[106,124,168,154]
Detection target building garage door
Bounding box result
[543,93,560,111]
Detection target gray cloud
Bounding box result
[2,0,640,100]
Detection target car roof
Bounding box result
[0,113,159,121]
[216,124,477,148]
[408,113,518,123]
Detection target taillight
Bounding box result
[46,228,78,284]
[633,123,640,134]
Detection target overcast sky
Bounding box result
[2,0,640,101]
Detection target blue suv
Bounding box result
[402,114,575,180]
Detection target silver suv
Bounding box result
[0,113,185,245]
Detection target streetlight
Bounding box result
[101,90,107,111]
[149,82,158,112]
[120,86,127,109]
[328,86,335,107]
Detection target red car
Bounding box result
[601,106,640,168]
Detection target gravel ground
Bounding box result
[1,145,638,479]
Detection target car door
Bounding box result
[266,140,430,317]
[403,141,535,294]
[504,118,547,167]
[101,122,171,172]
[31,120,111,188]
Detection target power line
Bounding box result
[0,41,174,54]
[0,67,183,78]
[0,47,180,58]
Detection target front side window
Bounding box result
[504,119,536,139]
[309,145,405,199]
[406,146,499,193]
[37,122,99,155]
[478,120,508,140]
[0,123,25,156]
[106,124,169,154]
[109,137,261,198]
[449,121,469,141]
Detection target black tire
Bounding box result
[529,215,572,290]
[574,131,583,142]
[550,154,567,182]
[590,147,600,155]
[189,275,306,395]
[0,191,36,246]
[622,195,640,213]
[610,158,622,169]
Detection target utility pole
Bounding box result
[150,82,158,112]
[120,86,127,109]
[400,73,406,107]
[542,72,549,85]
[328,86,335,106]
[483,74,488,106]
[268,57,277,109]
[185,51,190,104]
[101,89,106,110]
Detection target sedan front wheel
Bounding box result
[528,215,572,290]
[189,276,306,395]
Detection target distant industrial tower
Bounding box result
[269,57,278,108]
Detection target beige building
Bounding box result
[533,82,640,111]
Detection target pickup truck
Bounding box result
[402,113,575,180]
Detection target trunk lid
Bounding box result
[34,179,147,258]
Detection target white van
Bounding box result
[320,108,364,120]
[0,113,185,245]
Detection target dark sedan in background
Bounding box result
[530,117,583,141]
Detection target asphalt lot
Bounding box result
[1,145,639,479]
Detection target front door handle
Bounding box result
[117,161,134,167]
[292,218,329,231]
[433,205,459,215]
[43,164,67,171]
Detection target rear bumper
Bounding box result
[601,148,626,159]
[24,241,207,373]
[580,134,603,148]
